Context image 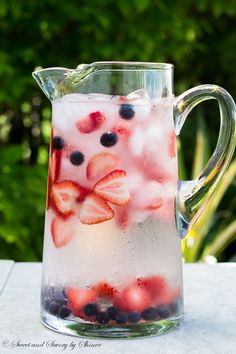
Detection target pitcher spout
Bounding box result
[32,67,73,101]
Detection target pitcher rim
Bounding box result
[32,62,173,75]
[90,61,173,70]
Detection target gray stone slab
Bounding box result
[0,263,235,354]
[0,260,14,295]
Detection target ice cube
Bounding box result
[129,127,144,156]
[126,89,151,101]
[131,180,163,209]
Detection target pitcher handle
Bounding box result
[174,84,236,238]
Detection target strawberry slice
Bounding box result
[51,150,62,182]
[77,111,106,134]
[112,125,131,137]
[113,284,150,312]
[92,282,117,301]
[94,170,130,206]
[79,193,114,224]
[136,275,167,302]
[52,180,87,216]
[51,216,74,248]
[66,287,97,319]
[168,131,176,158]
[154,287,180,306]
[86,152,120,181]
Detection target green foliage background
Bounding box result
[0,0,236,261]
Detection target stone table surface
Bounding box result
[0,262,235,354]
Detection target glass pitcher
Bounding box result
[32,62,236,338]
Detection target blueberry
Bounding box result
[58,306,71,319]
[128,311,141,323]
[53,288,68,305]
[43,286,54,299]
[141,307,158,321]
[53,136,64,150]
[70,151,85,165]
[96,312,110,324]
[48,301,60,316]
[156,305,170,319]
[100,132,118,147]
[83,303,98,316]
[115,312,128,324]
[106,306,119,320]
[119,104,135,120]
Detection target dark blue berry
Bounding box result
[128,311,141,323]
[43,286,54,299]
[100,132,118,147]
[58,306,71,319]
[53,288,68,305]
[96,312,110,324]
[70,151,84,165]
[156,305,170,319]
[106,306,119,320]
[53,136,64,150]
[141,307,158,321]
[115,312,128,324]
[83,303,98,316]
[48,301,60,315]
[119,104,135,120]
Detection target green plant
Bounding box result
[181,113,236,262]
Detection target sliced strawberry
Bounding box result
[112,125,131,137]
[79,193,114,225]
[51,180,87,216]
[145,198,163,210]
[51,216,74,248]
[77,111,106,134]
[94,170,130,206]
[66,287,97,319]
[154,287,180,306]
[168,131,176,158]
[86,152,120,181]
[92,282,117,301]
[113,284,150,312]
[116,207,130,230]
[46,172,53,209]
[119,95,126,102]
[50,150,62,182]
[137,275,167,302]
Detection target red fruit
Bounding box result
[145,198,163,210]
[155,287,180,306]
[51,217,74,248]
[119,96,126,102]
[51,150,62,182]
[116,207,130,230]
[94,170,130,206]
[113,284,150,312]
[168,131,176,158]
[86,152,120,181]
[112,125,131,137]
[79,193,114,225]
[137,275,167,301]
[92,282,117,300]
[52,180,87,216]
[77,111,106,134]
[66,287,97,317]
[46,173,53,210]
